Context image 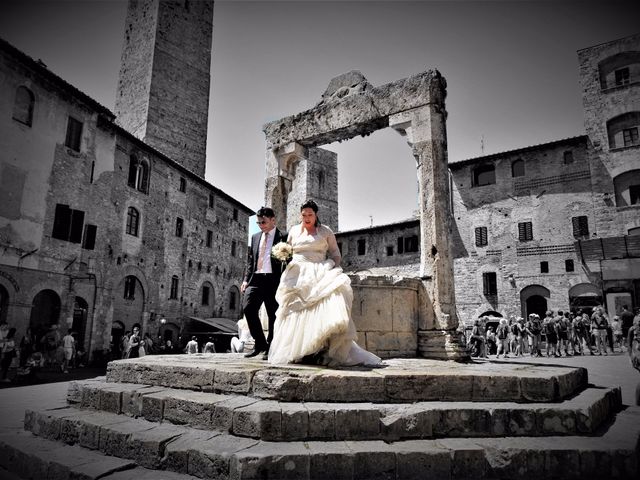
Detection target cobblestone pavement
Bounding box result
[485,350,639,406]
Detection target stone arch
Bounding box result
[568,282,602,314]
[598,51,640,89]
[29,289,62,339]
[227,285,241,319]
[613,169,640,206]
[262,69,465,359]
[0,283,9,325]
[72,296,89,350]
[110,266,148,333]
[520,284,551,319]
[12,85,35,126]
[199,280,215,317]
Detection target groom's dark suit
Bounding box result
[242,227,286,354]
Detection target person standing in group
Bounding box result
[185,336,199,354]
[620,305,635,339]
[591,306,610,355]
[126,326,142,358]
[268,200,381,367]
[555,310,571,356]
[527,313,542,357]
[543,311,558,357]
[61,328,75,373]
[496,318,510,358]
[0,327,16,382]
[203,336,216,353]
[572,311,589,355]
[611,316,624,352]
[241,207,287,360]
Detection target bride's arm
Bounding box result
[324,227,342,267]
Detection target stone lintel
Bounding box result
[263,70,446,149]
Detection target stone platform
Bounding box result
[1,355,639,479]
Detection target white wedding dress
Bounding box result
[268,224,381,367]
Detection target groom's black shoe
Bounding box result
[244,346,266,358]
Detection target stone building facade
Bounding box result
[0,0,252,360]
[337,33,640,327]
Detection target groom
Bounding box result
[241,207,286,359]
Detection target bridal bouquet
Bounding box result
[271,242,293,262]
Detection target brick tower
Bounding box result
[115,0,213,177]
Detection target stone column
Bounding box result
[389,99,468,360]
[264,142,305,231]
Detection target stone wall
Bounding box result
[350,275,420,358]
[336,219,420,272]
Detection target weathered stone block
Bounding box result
[393,441,451,480]
[122,385,165,417]
[128,423,188,469]
[506,408,537,436]
[189,434,259,479]
[472,375,520,402]
[385,374,443,401]
[537,408,576,435]
[307,441,355,480]
[210,395,259,432]
[347,440,396,480]
[231,441,310,480]
[232,400,282,440]
[213,367,254,394]
[520,375,557,402]
[436,439,486,479]
[163,391,225,428]
[251,370,312,401]
[334,403,380,440]
[432,406,491,437]
[281,402,309,441]
[163,430,221,474]
[306,403,336,440]
[310,373,386,402]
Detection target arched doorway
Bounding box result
[111,320,125,359]
[113,275,145,332]
[29,289,61,339]
[520,285,550,319]
[569,283,602,316]
[0,284,9,325]
[72,297,88,350]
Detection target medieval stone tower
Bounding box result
[115,0,213,177]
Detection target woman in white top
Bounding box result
[268,200,381,367]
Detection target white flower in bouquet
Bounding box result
[271,242,293,262]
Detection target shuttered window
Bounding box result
[572,216,589,237]
[518,221,533,241]
[475,226,488,247]
[482,272,497,296]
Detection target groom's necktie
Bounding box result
[257,232,269,271]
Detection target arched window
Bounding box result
[12,86,35,126]
[598,51,640,89]
[126,207,140,236]
[228,285,240,312]
[201,282,214,306]
[473,164,496,187]
[511,159,525,177]
[127,155,149,193]
[607,112,640,149]
[170,276,179,300]
[613,169,640,207]
[124,275,137,299]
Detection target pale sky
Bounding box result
[1,0,638,233]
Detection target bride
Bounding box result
[267,199,381,367]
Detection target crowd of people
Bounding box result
[465,305,639,359]
[0,322,86,383]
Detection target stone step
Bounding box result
[0,429,200,479]
[105,354,588,403]
[67,378,622,441]
[21,405,640,479]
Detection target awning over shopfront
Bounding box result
[183,316,239,335]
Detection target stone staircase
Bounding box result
[1,354,639,479]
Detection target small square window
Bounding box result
[623,127,639,147]
[572,216,589,237]
[565,259,575,272]
[630,185,640,205]
[615,67,630,87]
[175,217,184,237]
[357,239,366,255]
[386,246,394,256]
[540,261,549,274]
[563,151,574,164]
[482,272,497,296]
[206,230,213,248]
[65,116,83,152]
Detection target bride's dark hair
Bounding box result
[300,199,321,226]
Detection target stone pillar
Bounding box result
[264,142,305,231]
[389,100,469,361]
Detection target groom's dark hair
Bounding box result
[256,207,275,218]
